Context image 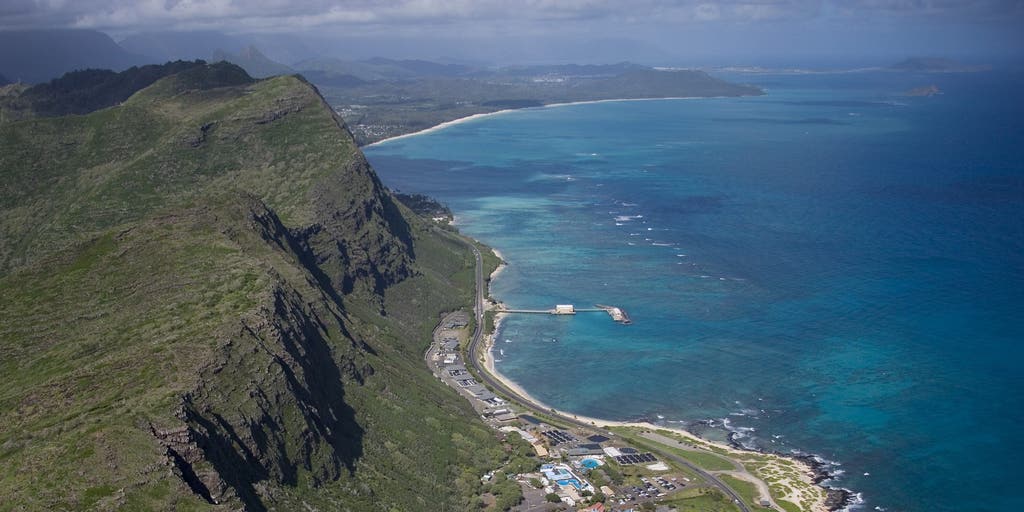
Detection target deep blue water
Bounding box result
[365,70,1024,511]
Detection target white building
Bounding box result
[554,304,575,314]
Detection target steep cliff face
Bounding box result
[0,64,504,511]
[0,65,415,297]
[303,140,416,299]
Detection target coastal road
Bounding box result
[456,235,755,512]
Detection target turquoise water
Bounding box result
[557,478,583,490]
[581,458,601,469]
[365,71,1024,511]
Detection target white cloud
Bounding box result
[2,0,1021,32]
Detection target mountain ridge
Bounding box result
[0,62,511,510]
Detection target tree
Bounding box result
[591,491,606,503]
[545,493,562,503]
[603,464,624,485]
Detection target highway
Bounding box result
[459,238,754,512]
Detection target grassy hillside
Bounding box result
[0,63,506,510]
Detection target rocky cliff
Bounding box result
[0,63,505,511]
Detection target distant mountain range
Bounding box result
[118,30,248,62]
[212,46,294,79]
[0,29,148,84]
[292,56,473,82]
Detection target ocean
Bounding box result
[364,69,1024,511]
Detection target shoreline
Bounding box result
[364,96,709,148]
[364,108,518,148]
[478,244,854,512]
[378,97,855,510]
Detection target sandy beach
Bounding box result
[479,334,829,510]
[364,109,517,148]
[364,97,706,148]
[477,242,831,512]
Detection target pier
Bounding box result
[500,304,632,324]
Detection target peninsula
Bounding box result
[306,62,764,145]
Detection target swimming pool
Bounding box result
[581,458,601,469]
[556,478,582,490]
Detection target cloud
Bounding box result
[1,0,1021,37]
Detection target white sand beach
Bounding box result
[365,97,707,148]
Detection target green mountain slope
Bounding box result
[0,63,507,511]
[0,60,246,122]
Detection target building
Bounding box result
[567,445,604,457]
[554,304,575,314]
[493,412,518,422]
[466,385,497,401]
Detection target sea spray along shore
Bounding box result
[477,246,851,511]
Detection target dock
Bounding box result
[501,304,632,324]
[596,304,632,325]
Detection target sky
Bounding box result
[1,1,1022,65]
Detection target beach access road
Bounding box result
[456,235,756,512]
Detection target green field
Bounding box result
[659,486,744,512]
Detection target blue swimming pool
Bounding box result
[556,478,582,490]
[581,458,600,469]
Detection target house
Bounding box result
[580,503,605,512]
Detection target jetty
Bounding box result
[501,304,632,324]
[596,304,632,324]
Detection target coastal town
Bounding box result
[427,311,696,511]
[426,305,832,512]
